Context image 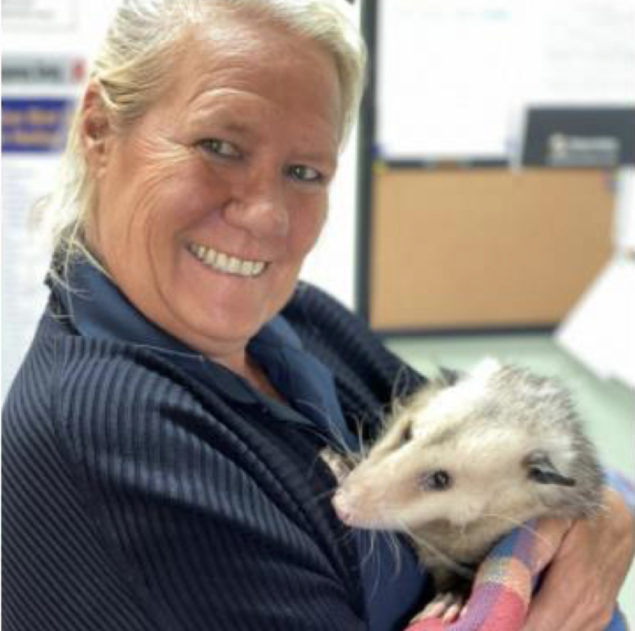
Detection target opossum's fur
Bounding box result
[330,358,604,591]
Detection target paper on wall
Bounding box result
[376,0,635,161]
[615,168,635,252]
[557,257,635,388]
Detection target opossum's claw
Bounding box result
[411,592,464,623]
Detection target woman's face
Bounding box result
[86,18,342,366]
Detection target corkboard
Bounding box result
[369,168,614,331]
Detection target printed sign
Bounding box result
[2,56,86,86]
[2,97,76,153]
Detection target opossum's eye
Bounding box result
[420,470,452,491]
[401,424,413,445]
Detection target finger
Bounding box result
[415,596,447,621]
[522,565,608,631]
[523,561,569,631]
[531,517,573,573]
[522,520,576,631]
[442,601,462,624]
[523,523,595,631]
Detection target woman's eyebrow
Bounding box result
[189,111,257,138]
[295,150,338,170]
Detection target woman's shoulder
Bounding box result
[36,304,202,396]
[283,281,403,372]
[282,282,426,433]
[4,307,212,452]
[5,304,322,522]
[4,308,366,631]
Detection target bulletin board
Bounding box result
[369,168,613,331]
[357,0,635,332]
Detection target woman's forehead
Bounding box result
[160,24,343,141]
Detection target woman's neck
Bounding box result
[217,351,285,403]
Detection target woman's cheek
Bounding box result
[297,197,328,251]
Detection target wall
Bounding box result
[300,2,362,310]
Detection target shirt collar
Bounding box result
[49,256,357,449]
[50,257,297,403]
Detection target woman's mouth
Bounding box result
[187,242,268,278]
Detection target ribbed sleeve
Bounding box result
[2,318,157,631]
[3,309,367,630]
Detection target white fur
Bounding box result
[412,358,501,437]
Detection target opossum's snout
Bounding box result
[332,481,381,528]
[332,489,355,525]
[331,465,395,529]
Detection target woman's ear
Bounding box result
[81,81,113,176]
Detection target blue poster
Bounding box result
[2,97,75,153]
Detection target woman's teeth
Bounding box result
[188,243,267,277]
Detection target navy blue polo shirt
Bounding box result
[55,259,428,630]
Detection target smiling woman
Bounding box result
[81,19,342,372]
[3,1,633,631]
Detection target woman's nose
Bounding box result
[223,175,289,238]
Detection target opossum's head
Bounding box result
[332,358,602,533]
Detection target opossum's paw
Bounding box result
[319,448,352,484]
[411,592,467,624]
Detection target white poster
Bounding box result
[1,87,78,398]
[2,0,79,32]
[377,0,516,160]
[2,155,60,399]
[376,0,635,161]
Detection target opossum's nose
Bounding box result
[332,490,355,525]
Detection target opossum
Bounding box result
[328,358,604,615]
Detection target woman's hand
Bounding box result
[523,487,634,631]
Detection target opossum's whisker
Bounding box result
[369,520,403,578]
[478,513,557,552]
[311,400,353,454]
[385,530,404,579]
[305,488,337,508]
[333,527,356,546]
[371,532,384,599]
[358,529,378,572]
[360,531,383,600]
[591,496,608,515]
[370,529,379,566]
[390,364,417,404]
[353,418,367,458]
[308,450,330,479]
[479,512,525,528]
[399,523,474,580]
[455,523,471,549]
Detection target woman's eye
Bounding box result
[287,164,323,183]
[199,138,241,159]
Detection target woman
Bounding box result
[3,1,633,630]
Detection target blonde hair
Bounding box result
[49,0,366,267]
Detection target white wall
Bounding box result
[300,122,360,310]
[299,1,362,310]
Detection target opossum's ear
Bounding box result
[524,450,576,487]
[437,367,464,387]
